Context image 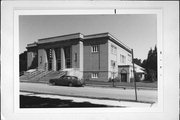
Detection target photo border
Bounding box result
[1,1,179,120]
[14,9,162,113]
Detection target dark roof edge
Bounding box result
[118,65,132,67]
[38,33,84,41]
[27,42,38,48]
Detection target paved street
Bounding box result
[20,82,157,103]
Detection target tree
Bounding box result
[144,45,157,82]
[141,59,147,68]
[19,51,27,75]
[133,58,142,66]
[146,46,157,72]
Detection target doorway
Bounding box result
[64,46,72,68]
[121,73,127,82]
[55,48,61,71]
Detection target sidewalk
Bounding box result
[20,82,157,103]
[20,79,157,90]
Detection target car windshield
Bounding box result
[71,76,78,79]
[60,76,66,79]
[60,76,78,79]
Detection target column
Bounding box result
[61,48,65,69]
[38,49,48,71]
[52,49,56,71]
[79,41,83,79]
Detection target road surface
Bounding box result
[20,82,157,103]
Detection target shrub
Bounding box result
[135,73,141,82]
[108,78,112,82]
[144,69,157,82]
[108,77,121,82]
[114,77,121,82]
[130,78,134,82]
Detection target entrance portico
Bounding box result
[45,46,72,71]
[39,46,77,71]
[36,33,84,78]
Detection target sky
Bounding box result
[19,14,157,61]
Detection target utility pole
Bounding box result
[112,62,115,87]
[132,49,137,101]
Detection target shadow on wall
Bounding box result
[19,51,38,75]
[19,51,27,73]
[28,55,38,70]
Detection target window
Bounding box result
[32,52,36,58]
[128,54,132,62]
[111,45,113,53]
[111,60,116,68]
[49,48,52,58]
[111,45,117,54]
[74,53,77,62]
[120,54,126,63]
[40,56,42,64]
[91,73,98,78]
[91,45,99,52]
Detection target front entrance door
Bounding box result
[64,46,71,68]
[55,48,61,71]
[121,73,127,82]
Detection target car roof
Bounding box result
[62,75,77,77]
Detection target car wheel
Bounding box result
[52,82,56,85]
[69,82,73,87]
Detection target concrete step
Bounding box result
[37,71,66,82]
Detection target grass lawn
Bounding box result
[85,80,157,88]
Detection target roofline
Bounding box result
[84,32,132,53]
[26,32,132,54]
[118,65,132,67]
[84,32,109,38]
[38,33,84,41]
[27,42,37,48]
[38,33,84,44]
[107,33,131,51]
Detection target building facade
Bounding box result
[27,33,136,82]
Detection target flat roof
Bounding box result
[28,32,132,53]
[27,42,37,48]
[38,33,84,44]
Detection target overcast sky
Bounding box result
[19,14,157,60]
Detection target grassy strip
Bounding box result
[85,81,157,88]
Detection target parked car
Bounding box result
[49,75,84,87]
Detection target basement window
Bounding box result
[91,73,98,78]
[91,45,99,52]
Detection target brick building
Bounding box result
[26,32,137,82]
